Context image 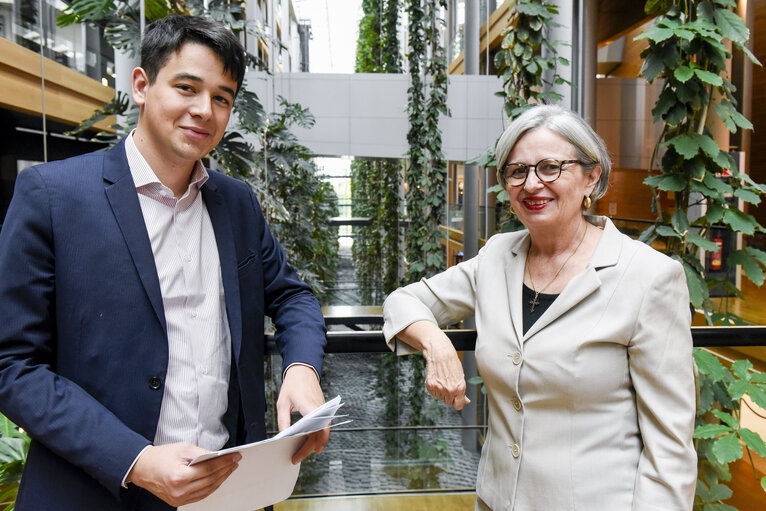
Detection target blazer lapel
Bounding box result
[202,180,243,364]
[523,216,623,340]
[103,140,167,333]
[506,232,531,343]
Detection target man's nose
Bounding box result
[190,95,213,118]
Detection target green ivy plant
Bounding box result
[636,0,766,506]
[481,0,570,232]
[636,0,765,321]
[57,0,338,301]
[405,0,449,284]
[351,0,402,305]
[0,414,28,511]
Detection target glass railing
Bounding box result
[263,326,766,497]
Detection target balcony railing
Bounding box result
[263,325,766,498]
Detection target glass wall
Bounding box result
[0,0,114,87]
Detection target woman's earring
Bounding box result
[583,196,592,209]
[509,204,515,215]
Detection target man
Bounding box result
[0,15,328,510]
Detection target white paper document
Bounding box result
[179,396,346,511]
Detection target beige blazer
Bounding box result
[383,216,696,511]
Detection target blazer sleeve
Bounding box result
[628,258,697,510]
[382,249,480,355]
[0,168,150,498]
[248,190,326,374]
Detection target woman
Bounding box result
[382,105,696,510]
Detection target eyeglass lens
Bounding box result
[503,159,563,185]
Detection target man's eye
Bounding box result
[177,84,194,92]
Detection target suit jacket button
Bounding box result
[148,377,163,390]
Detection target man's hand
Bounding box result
[277,364,330,464]
[126,442,241,506]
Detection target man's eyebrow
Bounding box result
[173,72,202,83]
[218,85,236,98]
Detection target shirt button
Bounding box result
[511,443,521,458]
[512,397,522,411]
[191,311,197,318]
[511,351,522,365]
[148,377,163,390]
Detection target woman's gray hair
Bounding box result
[495,104,611,201]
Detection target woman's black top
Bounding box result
[522,284,558,334]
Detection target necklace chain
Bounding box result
[526,224,588,312]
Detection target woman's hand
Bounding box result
[397,320,471,411]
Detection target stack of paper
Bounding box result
[180,396,346,511]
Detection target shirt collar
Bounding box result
[125,130,209,193]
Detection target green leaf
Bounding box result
[694,424,733,439]
[704,173,735,195]
[640,50,666,82]
[706,203,725,223]
[695,68,724,87]
[734,187,761,205]
[739,428,766,457]
[712,432,743,464]
[713,409,740,429]
[672,208,689,234]
[694,349,729,382]
[674,65,694,83]
[745,246,766,266]
[731,359,754,380]
[708,482,734,501]
[684,263,707,307]
[687,233,720,251]
[714,8,749,44]
[728,250,764,285]
[644,173,687,191]
[723,208,758,235]
[666,133,704,159]
[656,224,681,238]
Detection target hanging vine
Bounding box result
[478,0,570,232]
[351,0,402,304]
[402,0,450,474]
[636,0,766,506]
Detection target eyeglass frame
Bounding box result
[500,158,582,187]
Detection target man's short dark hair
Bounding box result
[141,15,246,94]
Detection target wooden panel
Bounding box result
[274,493,477,511]
[593,168,656,221]
[0,37,114,130]
[749,0,766,227]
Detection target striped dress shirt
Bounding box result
[125,133,231,451]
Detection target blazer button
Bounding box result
[511,443,521,458]
[511,351,522,365]
[512,397,522,411]
[148,377,163,390]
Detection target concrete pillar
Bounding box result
[461,0,480,453]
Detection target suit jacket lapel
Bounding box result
[523,216,623,341]
[202,180,243,364]
[103,140,167,333]
[506,233,530,343]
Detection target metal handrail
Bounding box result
[264,326,766,355]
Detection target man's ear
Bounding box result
[131,67,150,107]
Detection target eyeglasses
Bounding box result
[501,158,581,187]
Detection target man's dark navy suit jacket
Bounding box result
[0,139,326,509]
